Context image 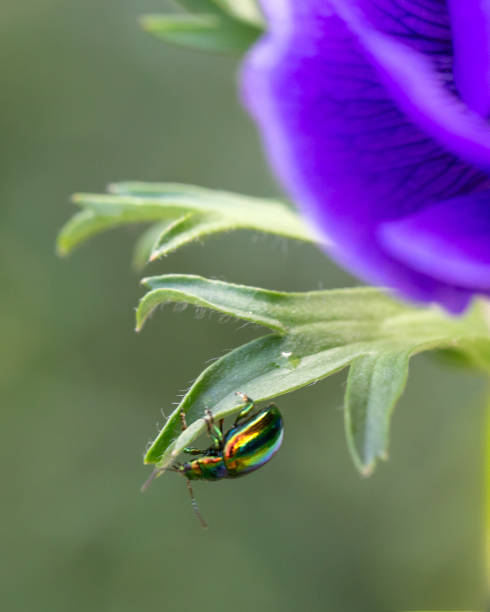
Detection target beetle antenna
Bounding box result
[185,478,208,529]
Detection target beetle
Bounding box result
[143,392,284,528]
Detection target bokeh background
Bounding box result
[1,1,487,610]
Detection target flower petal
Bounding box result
[242,0,490,309]
[330,0,490,171]
[379,191,490,290]
[448,0,490,115]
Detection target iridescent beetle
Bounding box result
[143,392,284,528]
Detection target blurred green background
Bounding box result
[1,1,487,610]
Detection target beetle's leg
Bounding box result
[181,412,211,454]
[182,447,204,456]
[184,478,207,529]
[219,418,224,435]
[234,392,256,425]
[204,409,224,450]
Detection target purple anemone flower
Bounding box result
[241,0,490,312]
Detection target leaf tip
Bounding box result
[56,241,68,257]
[139,14,152,31]
[135,309,145,332]
[140,14,167,35]
[70,193,83,204]
[360,463,375,478]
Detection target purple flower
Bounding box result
[241,0,490,312]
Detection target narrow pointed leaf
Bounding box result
[136,274,408,333]
[149,212,230,260]
[176,0,262,24]
[107,182,205,196]
[345,350,411,475]
[102,184,311,242]
[57,210,118,256]
[175,0,224,15]
[141,13,260,54]
[57,209,171,257]
[132,221,177,271]
[59,183,315,259]
[212,0,263,24]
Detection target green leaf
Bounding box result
[175,0,263,26]
[137,275,490,478]
[345,350,411,475]
[58,182,315,260]
[57,209,126,256]
[211,0,263,25]
[136,274,405,332]
[131,221,176,271]
[149,212,231,261]
[174,0,225,15]
[141,0,263,55]
[140,13,260,54]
